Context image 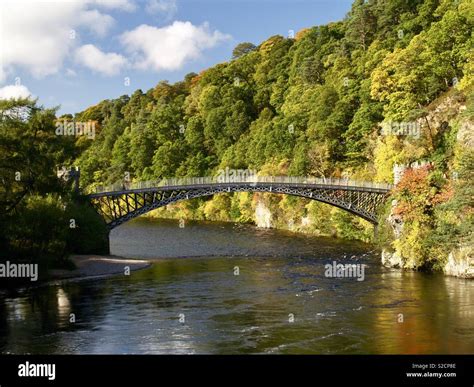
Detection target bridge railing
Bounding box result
[87,176,392,194]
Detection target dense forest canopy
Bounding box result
[69,0,473,269]
[1,0,472,272]
[72,0,472,188]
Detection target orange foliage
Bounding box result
[394,165,432,197]
[191,72,204,87]
[295,28,310,41]
[391,164,452,221]
[432,184,454,204]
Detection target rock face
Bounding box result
[388,199,403,239]
[381,249,404,268]
[300,216,311,228]
[255,201,272,228]
[444,246,474,279]
[457,120,474,148]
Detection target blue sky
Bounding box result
[0,0,353,115]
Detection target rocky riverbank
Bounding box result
[382,246,474,279]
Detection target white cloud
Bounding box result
[0,0,131,81]
[0,84,33,100]
[92,0,136,12]
[77,9,116,37]
[75,44,127,76]
[145,0,177,18]
[0,1,232,81]
[120,21,231,71]
[1,2,80,79]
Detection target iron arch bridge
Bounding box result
[86,177,392,230]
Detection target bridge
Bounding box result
[85,176,392,230]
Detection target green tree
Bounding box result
[232,42,257,59]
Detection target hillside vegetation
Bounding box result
[3,0,469,272]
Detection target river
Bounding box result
[1,218,473,354]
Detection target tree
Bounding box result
[232,42,257,59]
[0,99,108,266]
[0,99,65,216]
[345,0,376,50]
[68,0,473,255]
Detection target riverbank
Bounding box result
[49,255,151,281]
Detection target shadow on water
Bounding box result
[0,218,473,354]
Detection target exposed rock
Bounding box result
[388,199,403,239]
[457,120,474,148]
[418,93,466,133]
[381,249,405,268]
[301,216,311,227]
[444,246,474,279]
[255,201,272,228]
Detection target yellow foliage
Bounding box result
[393,221,429,269]
[233,192,253,222]
[259,36,285,55]
[373,136,404,183]
[258,159,290,175]
[457,58,474,92]
[203,194,232,221]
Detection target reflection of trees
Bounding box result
[0,280,113,354]
[0,299,9,351]
[2,255,472,354]
[362,271,474,354]
[441,276,474,353]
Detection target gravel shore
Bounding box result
[50,255,151,280]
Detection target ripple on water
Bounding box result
[0,219,473,354]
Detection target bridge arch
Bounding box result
[87,178,391,230]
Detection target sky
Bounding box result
[0,0,353,115]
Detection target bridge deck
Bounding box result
[87,177,392,197]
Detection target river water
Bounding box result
[1,218,473,354]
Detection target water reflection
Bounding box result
[0,219,472,354]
